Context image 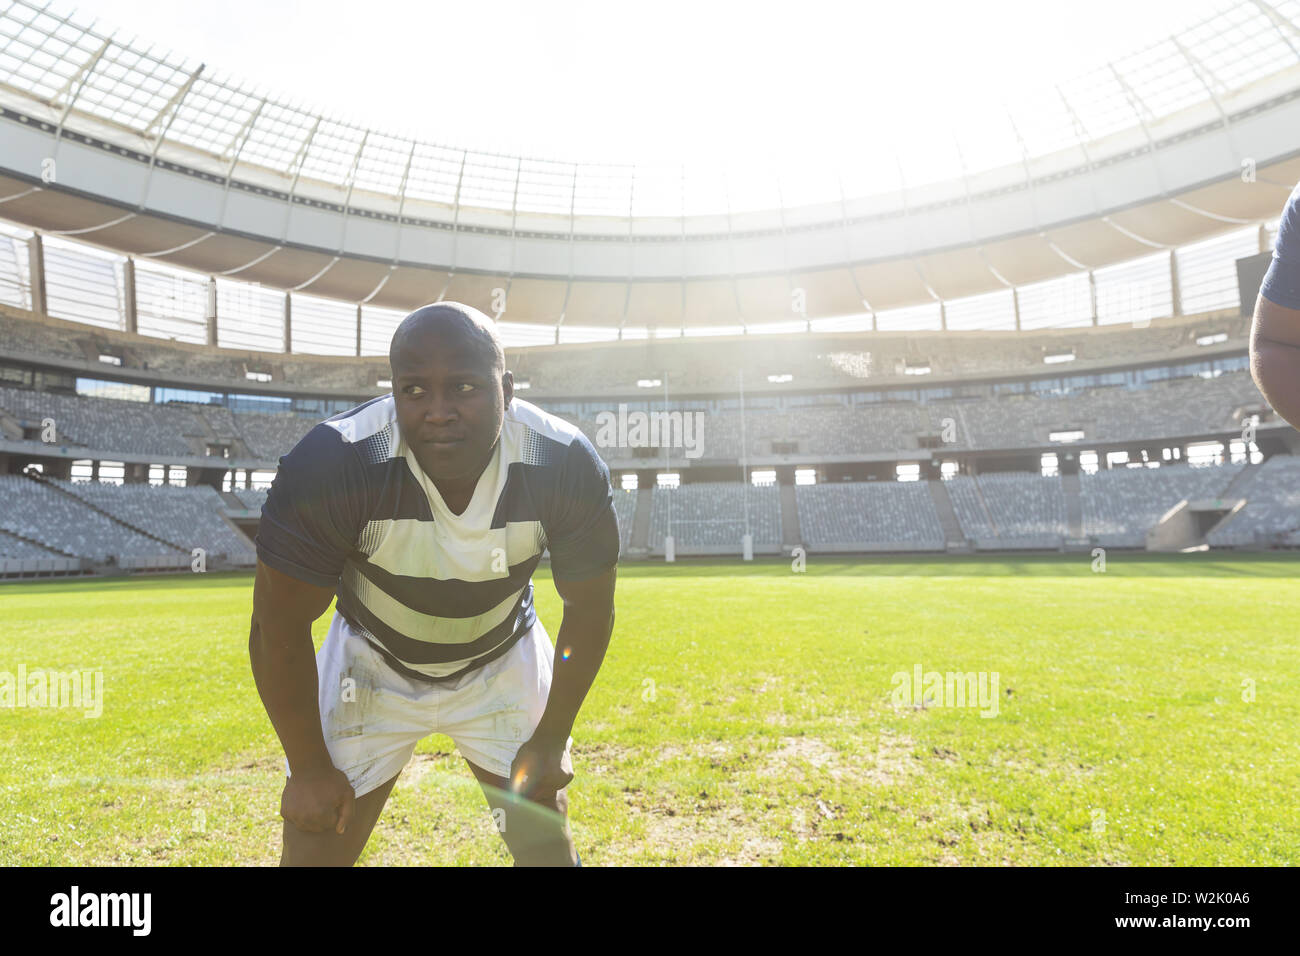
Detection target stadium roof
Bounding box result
[0,0,1298,335]
[2,0,1298,215]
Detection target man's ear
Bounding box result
[502,369,514,408]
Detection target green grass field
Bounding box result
[2,553,1298,866]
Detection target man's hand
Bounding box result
[281,764,356,834]
[509,732,574,799]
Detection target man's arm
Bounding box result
[249,559,355,833]
[533,561,617,748]
[1250,292,1300,430]
[510,506,618,797]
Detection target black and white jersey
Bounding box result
[255,395,618,682]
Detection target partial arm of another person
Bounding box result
[1250,292,1300,430]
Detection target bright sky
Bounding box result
[65,0,1232,170]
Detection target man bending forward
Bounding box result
[248,302,618,866]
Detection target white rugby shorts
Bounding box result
[284,608,572,799]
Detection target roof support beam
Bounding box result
[436,150,468,303]
[723,172,748,333]
[836,175,875,329]
[360,140,417,306]
[619,167,635,339]
[142,62,204,139]
[556,163,578,344]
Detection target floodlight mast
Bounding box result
[739,367,749,537]
[663,377,671,541]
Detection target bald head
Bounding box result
[389,302,504,375]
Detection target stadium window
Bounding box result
[1186,441,1225,467]
[751,470,777,486]
[940,461,960,480]
[795,468,817,485]
[168,466,188,486]
[1107,451,1129,469]
[895,463,921,482]
[514,380,531,390]
[621,473,638,491]
[1196,332,1228,347]
[150,464,167,486]
[71,460,94,482]
[766,374,793,384]
[637,379,662,388]
[77,378,149,402]
[657,472,680,489]
[1041,453,1059,477]
[250,470,276,489]
[1049,429,1085,443]
[1228,440,1262,466]
[229,393,290,414]
[1043,351,1076,365]
[376,378,392,389]
[903,364,932,376]
[157,387,222,405]
[97,353,122,366]
[98,461,125,485]
[245,370,273,383]
[1080,451,1099,475]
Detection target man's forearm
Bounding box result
[1250,336,1300,430]
[248,618,333,775]
[533,605,614,743]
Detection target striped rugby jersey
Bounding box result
[255,394,618,682]
[1261,180,1300,309]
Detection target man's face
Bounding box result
[391,326,512,483]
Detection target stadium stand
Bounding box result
[1208,456,1300,547]
[232,411,318,460]
[647,482,782,555]
[0,385,204,457]
[0,474,172,561]
[0,308,1251,399]
[946,473,1068,549]
[52,478,257,565]
[0,528,63,558]
[795,480,945,551]
[233,488,270,511]
[1080,463,1245,547]
[611,489,638,554]
[0,367,1267,468]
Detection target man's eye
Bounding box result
[457,383,477,393]
[403,385,425,396]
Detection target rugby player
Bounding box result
[1251,181,1300,428]
[248,302,618,866]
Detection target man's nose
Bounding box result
[424,391,457,422]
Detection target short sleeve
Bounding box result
[544,432,619,582]
[1261,181,1300,309]
[255,424,368,589]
